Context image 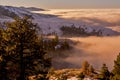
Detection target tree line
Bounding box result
[60,24,103,36]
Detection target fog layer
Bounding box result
[62,36,120,70]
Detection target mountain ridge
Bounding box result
[0,5,120,36]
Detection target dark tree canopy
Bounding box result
[113,53,120,74]
[111,53,120,80]
[100,64,110,80]
[0,17,51,80]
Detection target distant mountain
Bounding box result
[23,7,46,11]
[0,6,47,18]
[0,5,120,36]
[0,5,33,18]
[0,6,18,18]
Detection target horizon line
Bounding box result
[0,5,120,9]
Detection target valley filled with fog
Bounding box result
[36,9,120,32]
[1,5,120,80]
[35,9,120,70]
[66,36,120,70]
[0,6,120,70]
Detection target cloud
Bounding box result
[62,36,120,70]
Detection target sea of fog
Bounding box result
[52,36,120,70]
[35,9,120,70]
[35,9,120,32]
[67,36,120,70]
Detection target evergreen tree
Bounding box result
[111,53,120,80]
[0,28,9,80]
[0,17,51,80]
[82,61,89,75]
[78,72,85,80]
[62,39,69,50]
[88,65,94,74]
[98,64,110,80]
[113,53,120,74]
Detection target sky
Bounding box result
[0,0,120,9]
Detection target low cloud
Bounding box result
[62,36,120,70]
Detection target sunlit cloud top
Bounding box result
[0,0,120,9]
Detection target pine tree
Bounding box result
[111,53,120,80]
[88,65,94,74]
[0,28,9,80]
[98,64,110,80]
[78,72,85,80]
[62,39,69,50]
[0,17,51,80]
[113,53,120,74]
[82,61,89,75]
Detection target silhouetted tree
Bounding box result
[78,72,85,80]
[98,64,110,80]
[0,17,51,80]
[88,65,94,75]
[111,53,120,80]
[0,28,9,80]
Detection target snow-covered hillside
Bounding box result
[0,5,120,36]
